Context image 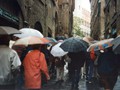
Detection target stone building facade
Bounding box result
[56,0,75,37]
[90,0,105,40]
[104,0,120,38]
[0,0,57,37]
[0,0,24,29]
[20,0,57,37]
[0,0,75,38]
[90,0,120,40]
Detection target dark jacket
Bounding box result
[68,51,86,70]
[97,50,118,74]
[55,56,65,68]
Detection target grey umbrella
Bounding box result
[0,26,21,35]
[111,35,120,54]
[60,37,87,52]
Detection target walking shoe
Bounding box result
[71,84,74,90]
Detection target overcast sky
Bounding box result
[73,0,91,17]
[80,0,91,11]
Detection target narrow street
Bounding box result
[41,75,120,90]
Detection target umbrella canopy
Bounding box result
[83,36,94,44]
[13,36,44,46]
[0,26,21,35]
[87,38,113,52]
[111,35,120,54]
[90,40,98,44]
[50,42,68,57]
[60,37,87,52]
[45,37,57,43]
[14,28,43,38]
[40,38,51,44]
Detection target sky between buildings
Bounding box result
[73,0,91,17]
[80,0,91,11]
[73,0,91,36]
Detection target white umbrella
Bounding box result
[14,28,43,38]
[13,36,44,46]
[87,38,113,52]
[50,42,68,57]
[111,35,120,54]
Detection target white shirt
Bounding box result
[0,45,21,85]
[9,40,15,48]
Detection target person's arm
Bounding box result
[10,50,21,76]
[39,53,50,80]
[11,50,21,70]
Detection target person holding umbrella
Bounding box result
[0,26,21,90]
[97,47,119,90]
[23,44,50,90]
[54,56,66,85]
[0,35,21,90]
[68,51,86,90]
[59,37,88,90]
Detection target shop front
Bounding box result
[0,0,24,29]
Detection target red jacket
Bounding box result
[23,50,49,89]
[90,48,96,61]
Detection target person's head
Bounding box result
[11,36,19,41]
[0,35,11,46]
[31,44,41,50]
[41,44,47,49]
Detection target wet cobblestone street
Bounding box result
[41,76,120,90]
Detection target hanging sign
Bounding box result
[0,8,19,24]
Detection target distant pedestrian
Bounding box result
[23,44,50,90]
[68,51,86,90]
[55,56,66,85]
[49,45,56,78]
[0,35,21,90]
[85,52,94,83]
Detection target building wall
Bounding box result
[90,0,120,40]
[100,0,105,39]
[0,0,57,37]
[57,0,75,37]
[0,0,24,29]
[0,0,74,38]
[104,0,119,38]
[23,0,56,37]
[90,0,105,40]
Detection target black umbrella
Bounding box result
[111,35,120,54]
[60,37,87,52]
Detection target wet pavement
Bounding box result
[41,75,120,90]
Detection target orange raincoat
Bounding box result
[23,50,49,89]
[90,48,96,61]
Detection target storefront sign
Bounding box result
[0,8,19,24]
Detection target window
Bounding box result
[113,0,117,13]
[111,24,117,38]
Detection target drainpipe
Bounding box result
[44,0,47,36]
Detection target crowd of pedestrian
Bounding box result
[0,34,120,90]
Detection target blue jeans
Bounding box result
[86,60,94,81]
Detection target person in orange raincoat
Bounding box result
[23,45,50,90]
[90,48,96,61]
